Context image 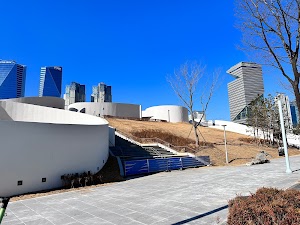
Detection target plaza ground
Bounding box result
[3,155,300,225]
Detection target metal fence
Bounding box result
[124,156,209,177]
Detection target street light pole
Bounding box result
[222,125,229,164]
[277,98,292,174]
[0,198,10,224]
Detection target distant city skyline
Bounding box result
[0,0,296,120]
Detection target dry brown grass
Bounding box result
[107,118,300,166]
[131,129,213,147]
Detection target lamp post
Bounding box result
[168,110,170,122]
[222,125,229,164]
[277,98,292,174]
[0,198,10,223]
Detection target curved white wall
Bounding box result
[142,105,189,123]
[2,96,65,109]
[207,119,300,148]
[68,102,141,119]
[0,101,109,197]
[0,101,105,125]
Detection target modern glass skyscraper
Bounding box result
[0,60,26,99]
[227,62,264,124]
[63,82,86,108]
[91,82,112,102]
[290,100,299,127]
[39,66,62,97]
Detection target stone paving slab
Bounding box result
[2,155,300,225]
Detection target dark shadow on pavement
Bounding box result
[171,205,228,225]
[292,168,300,173]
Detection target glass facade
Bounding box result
[0,60,26,99]
[290,101,299,127]
[91,82,112,102]
[63,82,85,108]
[39,66,62,97]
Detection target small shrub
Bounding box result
[227,187,300,225]
[238,137,276,146]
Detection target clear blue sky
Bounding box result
[0,0,291,120]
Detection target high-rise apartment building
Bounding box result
[39,66,62,97]
[63,82,86,109]
[227,62,264,124]
[0,60,26,99]
[290,100,299,127]
[276,94,293,130]
[91,82,112,102]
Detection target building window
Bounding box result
[69,108,78,112]
[42,178,46,182]
[17,180,23,186]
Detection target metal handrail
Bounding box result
[115,130,198,153]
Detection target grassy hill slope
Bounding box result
[107,118,300,166]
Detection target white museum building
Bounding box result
[0,97,109,197]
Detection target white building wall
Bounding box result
[0,121,109,197]
[2,97,65,109]
[142,105,189,123]
[109,126,116,147]
[0,101,103,125]
[0,101,109,197]
[68,102,141,119]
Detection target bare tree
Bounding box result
[235,0,300,118]
[167,61,219,148]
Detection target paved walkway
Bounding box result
[3,156,300,225]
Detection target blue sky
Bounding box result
[0,0,292,120]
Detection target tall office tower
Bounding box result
[39,66,62,97]
[227,62,264,124]
[63,82,86,108]
[276,94,293,130]
[91,82,112,102]
[290,100,299,127]
[0,60,26,99]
